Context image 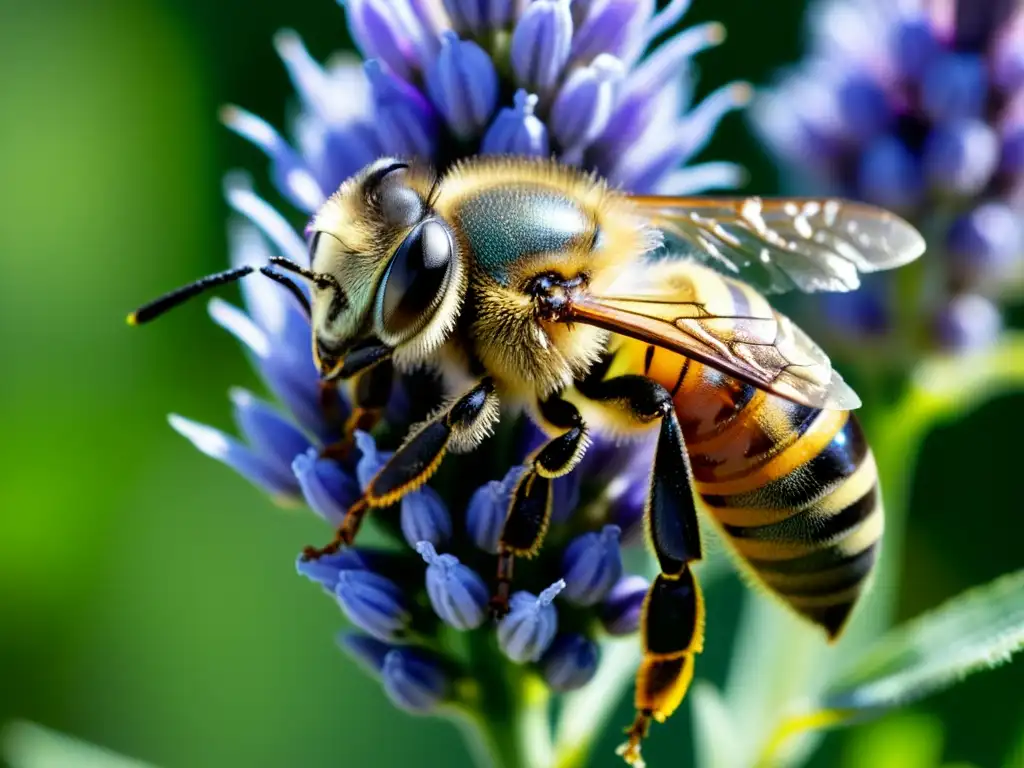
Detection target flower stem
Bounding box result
[454,630,554,768]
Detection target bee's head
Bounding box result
[307,158,465,378]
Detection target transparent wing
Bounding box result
[629,195,926,294]
[567,261,861,410]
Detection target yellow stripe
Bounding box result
[728,501,883,561]
[783,581,865,610]
[685,389,768,451]
[709,452,877,527]
[695,409,848,496]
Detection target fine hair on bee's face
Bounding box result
[304,157,465,379]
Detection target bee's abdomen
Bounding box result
[639,345,882,639]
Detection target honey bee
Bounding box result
[131,156,924,766]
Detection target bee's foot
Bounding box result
[615,712,651,768]
[488,595,510,621]
[300,541,344,561]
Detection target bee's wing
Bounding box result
[568,262,861,410]
[628,195,926,294]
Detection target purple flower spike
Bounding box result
[551,54,624,159]
[599,575,649,636]
[417,541,489,630]
[382,649,448,713]
[400,486,452,548]
[292,447,361,526]
[923,120,999,196]
[426,31,499,140]
[498,580,565,663]
[335,570,411,642]
[562,525,624,606]
[365,59,439,158]
[541,634,600,692]
[837,73,891,141]
[481,90,550,156]
[511,0,574,95]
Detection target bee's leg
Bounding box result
[320,360,394,462]
[302,377,498,560]
[576,374,704,768]
[492,397,587,617]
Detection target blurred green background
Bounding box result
[0,0,1021,766]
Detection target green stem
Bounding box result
[453,631,554,768]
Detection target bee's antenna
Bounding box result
[127,266,255,325]
[270,256,348,310]
[259,266,311,318]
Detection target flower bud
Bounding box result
[364,59,438,158]
[466,466,524,553]
[498,581,565,663]
[932,294,1002,352]
[292,448,360,526]
[856,134,923,210]
[337,632,392,675]
[354,430,391,489]
[922,119,999,196]
[168,414,300,501]
[562,525,623,606]
[296,549,368,591]
[599,575,649,636]
[335,570,411,641]
[511,0,573,94]
[417,542,489,630]
[921,52,988,122]
[401,486,452,548]
[344,0,428,83]
[891,16,940,81]
[570,0,650,64]
[382,649,449,713]
[946,203,1024,283]
[551,54,624,158]
[541,634,600,692]
[425,31,498,139]
[442,0,519,36]
[836,74,890,141]
[219,106,324,213]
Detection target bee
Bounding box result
[130,156,924,766]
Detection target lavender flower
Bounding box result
[156,0,746,764]
[756,0,1024,355]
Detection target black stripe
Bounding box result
[703,415,868,511]
[724,484,878,544]
[670,358,691,397]
[768,541,880,598]
[750,537,879,576]
[644,344,655,375]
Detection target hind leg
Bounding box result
[576,374,705,768]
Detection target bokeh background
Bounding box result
[0,0,1021,766]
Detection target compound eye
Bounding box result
[378,171,423,227]
[377,218,453,341]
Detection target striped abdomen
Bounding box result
[639,342,882,639]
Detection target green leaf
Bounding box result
[691,682,742,768]
[822,569,1024,714]
[2,722,156,768]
